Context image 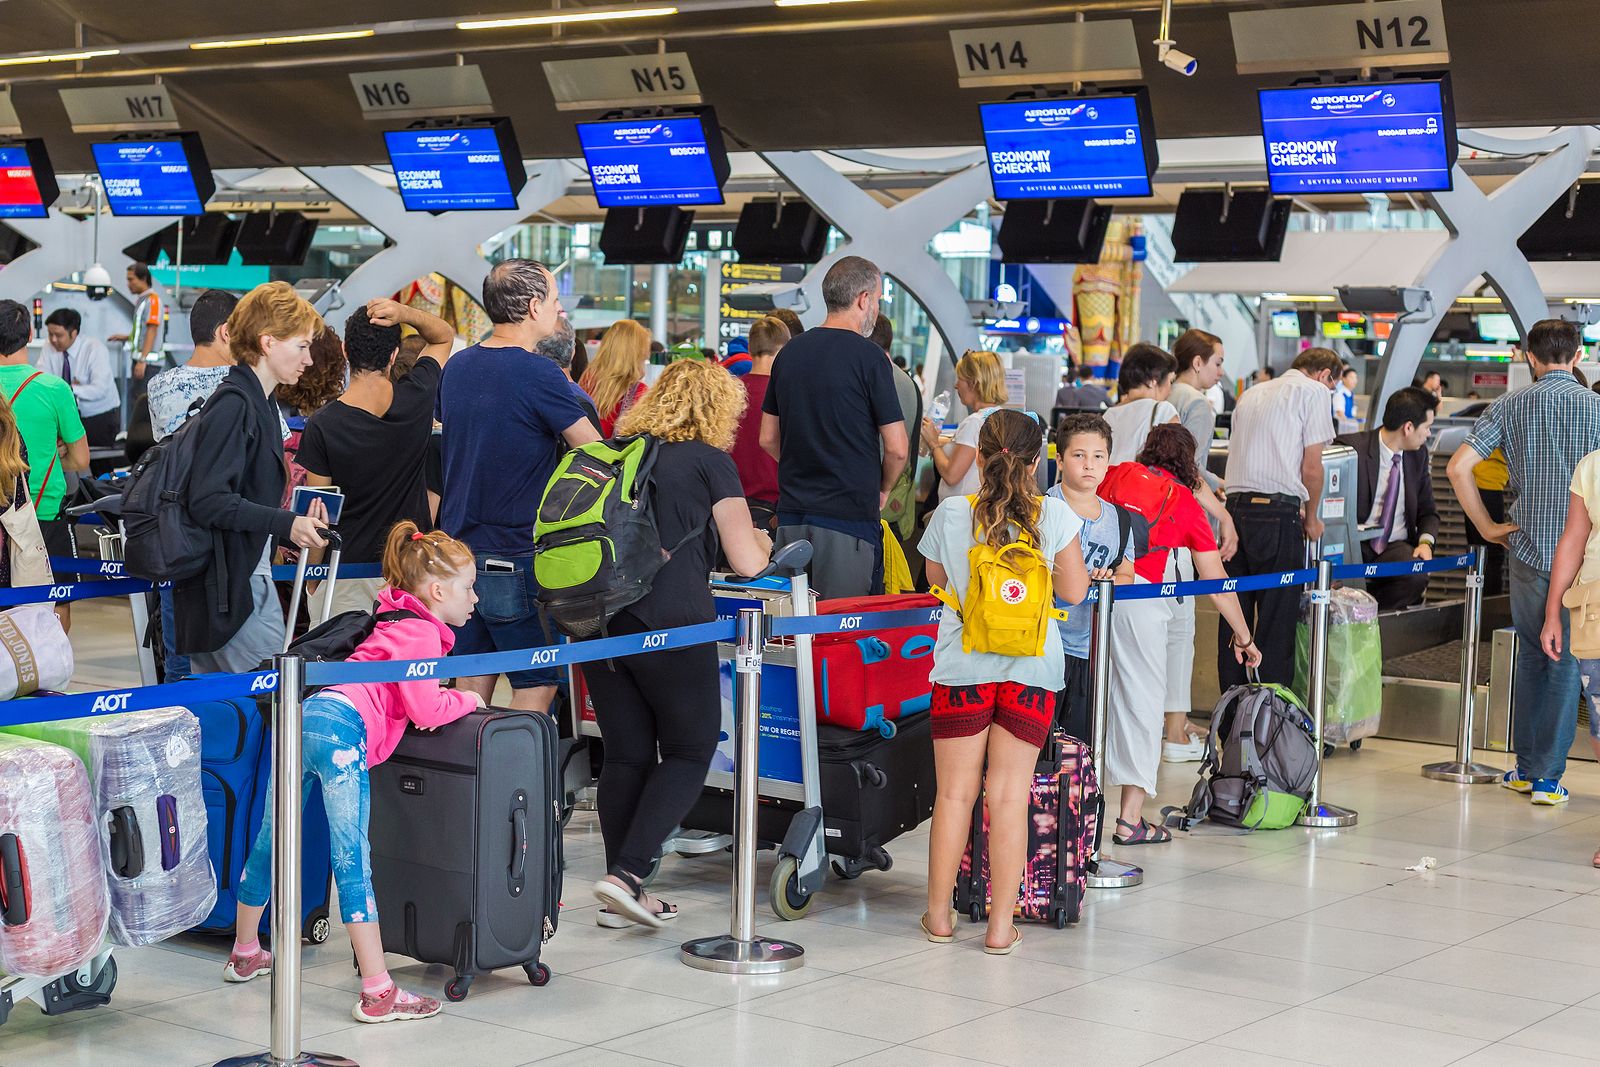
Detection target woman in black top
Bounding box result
[587,359,772,929]
[176,282,330,672]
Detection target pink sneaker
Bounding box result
[352,984,442,1024]
[223,947,273,983]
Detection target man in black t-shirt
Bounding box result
[298,299,456,616]
[760,256,909,597]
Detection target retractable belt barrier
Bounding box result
[46,557,385,583]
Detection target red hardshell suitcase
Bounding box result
[953,732,1101,929]
[811,594,940,735]
[0,736,110,977]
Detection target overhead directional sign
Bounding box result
[949,21,1142,89]
[60,84,179,133]
[349,65,493,120]
[1230,0,1448,75]
[543,53,702,111]
[720,261,803,321]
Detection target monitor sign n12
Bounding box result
[578,117,723,208]
[91,140,206,215]
[981,96,1151,200]
[384,128,517,211]
[1259,80,1452,194]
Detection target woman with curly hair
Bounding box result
[277,325,347,418]
[585,359,773,929]
[579,318,651,436]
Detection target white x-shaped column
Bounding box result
[0,207,173,316]
[761,151,989,370]
[1368,126,1600,424]
[301,160,581,328]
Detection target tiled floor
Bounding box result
[6,601,1600,1065]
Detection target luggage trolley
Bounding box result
[0,948,118,1029]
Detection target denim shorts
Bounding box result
[451,552,559,689]
[1579,661,1600,739]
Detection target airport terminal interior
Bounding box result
[3,0,1600,1064]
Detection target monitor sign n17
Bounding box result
[578,117,722,208]
[91,141,205,215]
[981,96,1151,200]
[0,145,45,219]
[1259,80,1451,194]
[384,128,516,211]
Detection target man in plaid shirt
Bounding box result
[1448,319,1600,806]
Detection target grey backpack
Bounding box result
[1166,682,1319,831]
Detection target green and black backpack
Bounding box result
[533,434,702,638]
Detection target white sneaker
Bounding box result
[1162,737,1206,763]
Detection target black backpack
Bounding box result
[121,397,214,583]
[255,606,418,716]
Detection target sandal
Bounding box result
[592,870,670,929]
[920,910,957,943]
[982,928,1022,955]
[1113,818,1172,846]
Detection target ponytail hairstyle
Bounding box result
[1136,423,1204,491]
[381,521,475,596]
[972,408,1045,557]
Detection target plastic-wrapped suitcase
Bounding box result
[3,707,216,946]
[953,731,1100,929]
[368,708,563,1002]
[189,698,334,944]
[816,710,936,878]
[0,736,109,977]
[1293,587,1383,747]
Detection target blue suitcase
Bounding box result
[190,698,334,944]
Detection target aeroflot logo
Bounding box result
[1309,89,1393,114]
[115,144,159,162]
[613,123,670,145]
[417,132,466,151]
[1025,103,1094,127]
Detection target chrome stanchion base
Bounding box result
[1421,760,1502,784]
[681,935,805,974]
[1297,802,1358,828]
[215,1052,359,1066]
[1086,857,1143,889]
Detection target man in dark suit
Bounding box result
[1336,386,1441,610]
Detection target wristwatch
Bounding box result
[1418,534,1436,548]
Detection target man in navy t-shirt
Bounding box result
[437,259,599,711]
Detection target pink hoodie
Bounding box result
[328,586,478,768]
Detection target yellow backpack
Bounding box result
[932,496,1068,657]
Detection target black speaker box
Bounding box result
[1520,181,1600,261]
[1171,189,1291,262]
[599,207,693,265]
[235,212,318,266]
[0,223,37,265]
[996,199,1112,264]
[732,201,828,264]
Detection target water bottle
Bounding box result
[927,390,951,425]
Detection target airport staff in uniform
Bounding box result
[40,309,119,472]
[1335,386,1440,611]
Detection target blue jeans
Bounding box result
[158,585,191,680]
[238,692,377,924]
[1509,556,1581,781]
[450,552,558,689]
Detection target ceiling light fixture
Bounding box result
[0,48,120,67]
[190,29,375,50]
[457,6,678,30]
[774,0,872,7]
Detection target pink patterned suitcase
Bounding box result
[953,732,1100,928]
[0,736,110,977]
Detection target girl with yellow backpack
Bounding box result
[920,409,1090,954]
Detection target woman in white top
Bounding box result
[1103,344,1179,465]
[921,349,1010,499]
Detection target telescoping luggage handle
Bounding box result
[283,529,343,654]
[0,832,30,926]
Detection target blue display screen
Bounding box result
[384,127,520,211]
[0,145,48,219]
[91,140,208,215]
[1259,80,1454,194]
[980,96,1154,200]
[577,117,725,208]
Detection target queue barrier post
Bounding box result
[1423,549,1502,784]
[1085,579,1142,890]
[681,607,805,974]
[1296,559,1358,829]
[217,654,358,1067]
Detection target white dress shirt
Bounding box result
[1223,369,1336,500]
[37,335,119,418]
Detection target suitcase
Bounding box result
[953,731,1100,929]
[811,594,939,735]
[368,708,563,1002]
[1294,587,1383,747]
[0,736,109,978]
[189,698,335,944]
[816,710,936,878]
[2,707,216,946]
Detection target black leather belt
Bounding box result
[1226,492,1301,507]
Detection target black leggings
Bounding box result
[584,612,721,881]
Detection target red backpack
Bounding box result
[1098,463,1180,557]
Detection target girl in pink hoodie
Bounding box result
[223,521,483,1025]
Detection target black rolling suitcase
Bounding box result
[367,708,562,1002]
[817,711,936,878]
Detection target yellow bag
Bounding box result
[932,497,1067,657]
[881,521,914,595]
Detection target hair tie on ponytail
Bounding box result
[411,532,425,541]
[1000,447,1010,454]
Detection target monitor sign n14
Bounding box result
[1259,80,1452,195]
[980,96,1152,200]
[578,116,723,208]
[384,128,517,211]
[91,140,206,215]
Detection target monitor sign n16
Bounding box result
[1259,79,1454,195]
[384,127,518,211]
[577,116,724,208]
[91,140,207,215]
[980,95,1153,200]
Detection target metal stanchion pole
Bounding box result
[217,655,356,1067]
[1423,550,1501,783]
[1085,579,1142,889]
[682,608,805,973]
[1297,560,1358,828]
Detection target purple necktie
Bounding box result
[60,345,71,388]
[1372,453,1402,554]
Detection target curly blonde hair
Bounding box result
[614,359,745,451]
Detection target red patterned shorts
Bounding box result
[931,682,1055,748]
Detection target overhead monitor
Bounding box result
[1477,313,1519,343]
[577,109,731,209]
[1270,309,1301,338]
[979,91,1158,201]
[384,118,527,212]
[1171,188,1291,262]
[0,140,59,220]
[1322,312,1366,339]
[1258,75,1456,195]
[91,133,216,216]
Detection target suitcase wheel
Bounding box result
[41,957,117,1016]
[524,962,551,987]
[304,912,330,945]
[444,975,473,1002]
[1053,908,1070,930]
[769,856,814,921]
[968,902,986,924]
[1350,739,1363,751]
[831,858,867,880]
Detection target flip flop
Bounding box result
[920,910,957,943]
[982,928,1022,955]
[592,870,666,929]
[1113,818,1173,846]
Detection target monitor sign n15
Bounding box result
[577,116,725,208]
